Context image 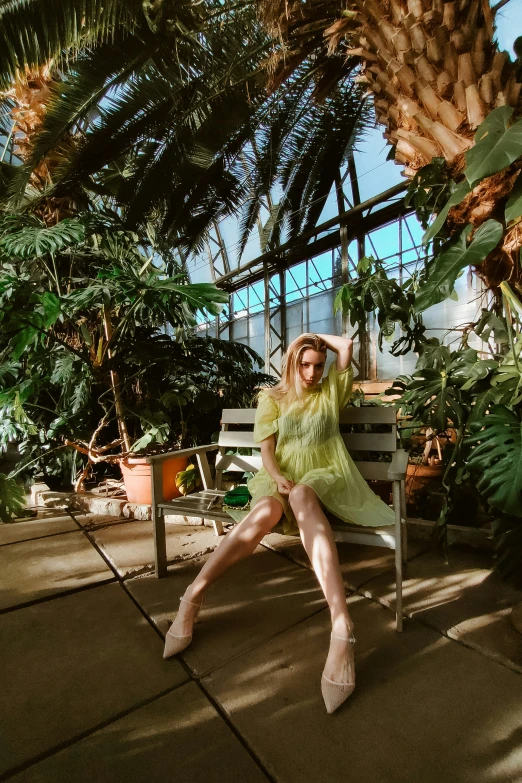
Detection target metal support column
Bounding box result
[263,264,286,377]
[348,153,370,380]
[264,264,271,374]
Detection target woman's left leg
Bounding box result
[288,483,355,686]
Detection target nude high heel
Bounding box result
[163,595,205,659]
[321,633,356,714]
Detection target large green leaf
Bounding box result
[0,473,26,522]
[388,367,467,433]
[414,219,503,313]
[0,218,85,258]
[466,406,522,517]
[422,179,471,245]
[447,348,497,391]
[505,173,522,224]
[465,107,522,188]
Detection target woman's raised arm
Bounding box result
[315,334,353,372]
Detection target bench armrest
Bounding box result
[143,444,220,464]
[387,449,409,481]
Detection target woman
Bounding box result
[163,333,395,714]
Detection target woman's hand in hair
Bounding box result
[275,476,295,496]
[314,333,353,372]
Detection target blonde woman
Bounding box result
[163,333,395,713]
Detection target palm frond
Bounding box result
[0,0,142,90]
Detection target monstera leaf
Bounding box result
[175,464,202,496]
[414,220,503,313]
[447,348,498,391]
[423,179,471,245]
[0,474,26,522]
[466,406,522,517]
[389,368,467,433]
[465,107,522,188]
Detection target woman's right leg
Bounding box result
[168,496,283,636]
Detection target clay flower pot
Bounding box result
[120,454,189,505]
[405,462,445,502]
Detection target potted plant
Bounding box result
[0,209,272,509]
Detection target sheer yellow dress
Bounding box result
[225,361,396,536]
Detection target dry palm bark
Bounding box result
[2,65,79,224]
[260,0,522,285]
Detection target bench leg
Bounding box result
[392,481,403,633]
[400,481,408,565]
[153,507,167,578]
[206,518,225,536]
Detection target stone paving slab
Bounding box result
[0,530,114,610]
[10,682,270,783]
[0,512,78,546]
[127,544,327,677]
[69,512,131,530]
[358,548,522,672]
[0,582,188,778]
[91,522,222,579]
[202,593,522,783]
[262,532,429,590]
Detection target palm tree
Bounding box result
[259,0,522,291]
[0,0,370,259]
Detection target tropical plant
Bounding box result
[175,464,202,496]
[259,0,522,298]
[0,205,272,509]
[383,282,522,581]
[333,253,426,355]
[0,0,370,259]
[0,472,26,522]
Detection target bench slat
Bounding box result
[340,407,396,424]
[342,432,397,452]
[218,431,257,448]
[220,405,398,426]
[215,454,263,472]
[221,409,256,423]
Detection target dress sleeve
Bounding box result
[325,361,354,410]
[253,391,279,443]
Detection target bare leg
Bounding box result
[169,497,283,636]
[289,484,355,685]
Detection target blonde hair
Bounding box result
[262,333,327,405]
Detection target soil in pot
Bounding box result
[121,455,189,505]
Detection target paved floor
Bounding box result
[1,509,521,782]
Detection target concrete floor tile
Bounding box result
[360,548,522,672]
[202,594,522,783]
[0,582,188,777]
[127,544,327,677]
[70,512,129,529]
[10,682,270,783]
[91,522,222,578]
[262,532,429,589]
[0,512,77,545]
[0,531,114,609]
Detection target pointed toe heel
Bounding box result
[321,674,356,714]
[321,633,356,714]
[162,595,205,660]
[163,630,192,659]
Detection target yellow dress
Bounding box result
[225,362,396,536]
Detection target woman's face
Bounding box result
[298,349,326,388]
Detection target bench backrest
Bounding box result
[216,406,398,482]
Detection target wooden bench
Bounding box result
[145,405,408,631]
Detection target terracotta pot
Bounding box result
[405,462,444,501]
[120,455,189,505]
